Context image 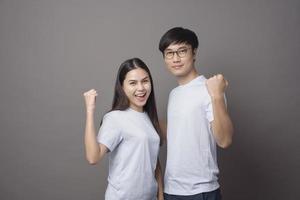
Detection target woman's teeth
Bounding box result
[135,93,146,97]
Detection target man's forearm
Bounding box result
[211,96,234,148]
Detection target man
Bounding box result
[159,27,234,200]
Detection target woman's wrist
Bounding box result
[86,107,95,114]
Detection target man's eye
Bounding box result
[179,49,187,53]
[165,52,173,56]
[129,82,136,85]
[143,79,149,83]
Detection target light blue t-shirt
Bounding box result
[97,108,160,200]
[164,75,220,195]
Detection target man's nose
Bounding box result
[172,52,181,62]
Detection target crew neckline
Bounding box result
[177,75,205,88]
[128,107,146,115]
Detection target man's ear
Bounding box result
[193,48,198,55]
[193,48,198,62]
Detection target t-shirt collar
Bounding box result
[177,75,206,88]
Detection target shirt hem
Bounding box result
[164,181,220,196]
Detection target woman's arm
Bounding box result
[83,89,108,164]
[155,158,164,200]
[159,120,167,143]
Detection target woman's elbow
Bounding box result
[87,160,98,165]
[86,155,99,165]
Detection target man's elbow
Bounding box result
[218,131,233,148]
[218,138,232,149]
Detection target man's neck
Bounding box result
[177,67,199,85]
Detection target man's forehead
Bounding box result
[165,43,190,50]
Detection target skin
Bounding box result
[163,43,198,85]
[83,67,163,199]
[122,68,151,112]
[163,42,234,148]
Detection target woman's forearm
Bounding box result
[155,159,164,200]
[84,110,101,164]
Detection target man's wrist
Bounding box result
[210,94,224,101]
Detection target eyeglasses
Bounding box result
[164,47,191,59]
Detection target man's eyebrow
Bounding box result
[165,46,188,51]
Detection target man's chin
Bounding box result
[172,71,187,78]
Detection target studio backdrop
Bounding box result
[0,0,299,199]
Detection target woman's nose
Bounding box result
[137,82,145,90]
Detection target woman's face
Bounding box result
[122,67,151,112]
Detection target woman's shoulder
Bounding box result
[102,110,127,121]
[104,110,120,117]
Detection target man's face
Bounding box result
[163,43,196,78]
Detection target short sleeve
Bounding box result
[206,100,214,123]
[97,113,123,152]
[224,94,227,106]
[205,94,227,123]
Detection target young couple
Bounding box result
[83,27,234,200]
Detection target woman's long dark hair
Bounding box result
[111,58,161,142]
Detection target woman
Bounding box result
[83,58,164,200]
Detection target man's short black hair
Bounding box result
[159,27,199,53]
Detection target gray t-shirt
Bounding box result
[164,75,220,195]
[98,108,160,200]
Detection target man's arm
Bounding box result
[206,74,234,148]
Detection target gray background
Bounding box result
[0,0,299,199]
